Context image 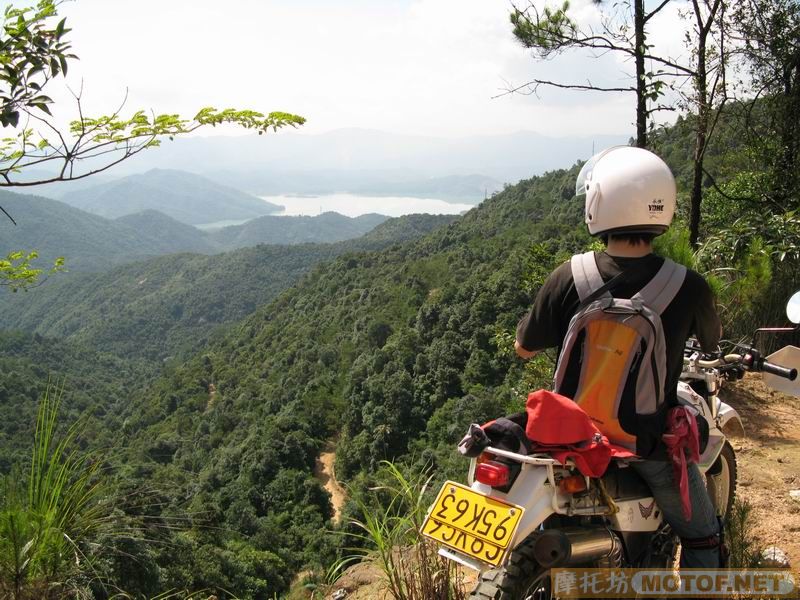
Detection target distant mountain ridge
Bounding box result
[0,192,216,271]
[0,192,393,271]
[21,129,628,202]
[58,168,282,225]
[208,212,388,248]
[99,128,629,186]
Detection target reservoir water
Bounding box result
[263,193,477,218]
[195,193,478,230]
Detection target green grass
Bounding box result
[0,384,105,599]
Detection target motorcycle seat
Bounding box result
[600,462,651,500]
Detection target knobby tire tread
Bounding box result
[469,537,542,600]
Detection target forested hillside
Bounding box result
[0,214,456,362]
[207,212,388,250]
[87,166,588,597]
[0,331,152,472]
[0,191,217,271]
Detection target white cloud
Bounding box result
[41,0,690,138]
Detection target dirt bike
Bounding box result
[420,293,800,600]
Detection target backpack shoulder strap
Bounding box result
[633,258,687,314]
[570,251,606,303]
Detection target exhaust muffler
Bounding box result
[533,527,620,567]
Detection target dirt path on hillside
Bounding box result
[314,440,347,523]
[723,374,800,563]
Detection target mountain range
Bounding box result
[18,129,628,201]
[58,168,282,225]
[121,128,629,184]
[0,191,393,271]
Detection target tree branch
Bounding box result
[644,0,673,24]
[494,78,635,99]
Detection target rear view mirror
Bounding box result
[764,346,800,398]
[786,291,800,324]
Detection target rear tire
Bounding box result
[706,441,737,518]
[469,537,551,600]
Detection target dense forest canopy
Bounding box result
[1,0,799,598]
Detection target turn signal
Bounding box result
[475,461,511,488]
[559,474,588,494]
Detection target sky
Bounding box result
[48,0,692,139]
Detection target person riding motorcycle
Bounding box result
[514,146,725,568]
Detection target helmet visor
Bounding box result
[575,146,627,197]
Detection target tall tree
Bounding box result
[510,0,730,246]
[509,0,679,148]
[684,0,728,246]
[732,0,800,209]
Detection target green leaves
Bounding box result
[0,3,305,186]
[0,250,64,291]
[510,2,578,56]
[0,104,305,185]
[0,0,75,126]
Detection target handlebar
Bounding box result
[684,351,798,380]
[692,354,743,369]
[759,360,797,381]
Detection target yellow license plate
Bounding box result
[421,480,524,566]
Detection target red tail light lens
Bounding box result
[475,460,511,488]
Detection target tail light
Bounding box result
[475,460,512,488]
[558,474,588,494]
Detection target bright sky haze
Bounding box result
[52,0,690,139]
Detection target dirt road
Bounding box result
[723,374,800,563]
[314,440,347,523]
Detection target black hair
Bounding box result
[601,232,657,246]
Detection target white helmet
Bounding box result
[576,146,676,237]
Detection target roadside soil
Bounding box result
[314,440,347,523]
[722,374,800,563]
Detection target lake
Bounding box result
[195,193,478,230]
[262,193,477,218]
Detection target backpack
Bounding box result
[553,251,687,455]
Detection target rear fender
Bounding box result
[478,465,556,548]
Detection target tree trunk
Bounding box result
[635,0,648,148]
[775,54,800,208]
[689,0,721,248]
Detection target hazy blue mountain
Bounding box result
[0,191,214,271]
[348,174,502,203]
[58,168,283,225]
[209,212,389,250]
[0,192,396,272]
[207,171,503,203]
[88,128,628,188]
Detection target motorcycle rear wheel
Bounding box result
[468,538,552,600]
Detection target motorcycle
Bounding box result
[420,293,800,599]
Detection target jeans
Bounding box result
[630,459,720,568]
